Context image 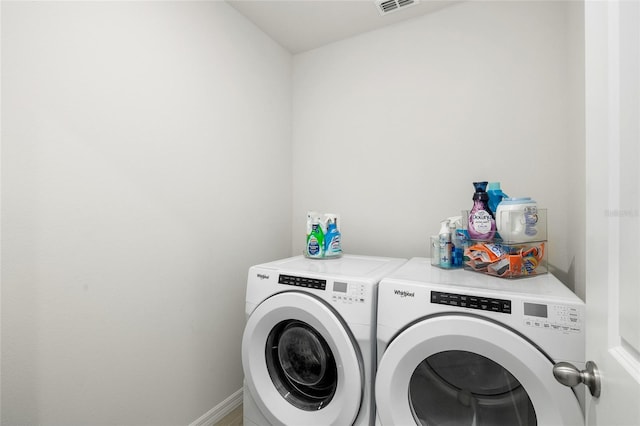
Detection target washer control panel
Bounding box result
[523,302,582,333]
[331,281,366,304]
[431,291,512,314]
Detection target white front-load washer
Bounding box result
[242,254,406,426]
[375,257,585,426]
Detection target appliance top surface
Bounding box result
[252,254,406,280]
[383,257,583,303]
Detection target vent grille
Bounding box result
[376,0,417,15]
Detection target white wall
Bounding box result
[292,1,585,296]
[1,2,291,425]
[565,0,586,301]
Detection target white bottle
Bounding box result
[438,220,452,268]
[448,216,463,267]
[495,198,538,242]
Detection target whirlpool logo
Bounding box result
[394,289,415,298]
[256,273,270,280]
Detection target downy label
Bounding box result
[471,210,493,234]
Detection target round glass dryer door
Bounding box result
[409,350,536,425]
[242,292,363,425]
[375,315,584,426]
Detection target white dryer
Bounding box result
[375,257,585,426]
[242,254,406,426]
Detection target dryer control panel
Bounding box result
[523,302,582,333]
[431,291,512,314]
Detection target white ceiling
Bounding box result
[227,0,460,54]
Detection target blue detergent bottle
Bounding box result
[324,215,342,257]
[487,182,508,214]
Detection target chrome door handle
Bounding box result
[553,361,601,398]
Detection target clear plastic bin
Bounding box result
[430,235,465,270]
[462,209,548,278]
[463,240,547,278]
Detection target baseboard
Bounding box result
[190,388,243,426]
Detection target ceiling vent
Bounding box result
[376,0,418,15]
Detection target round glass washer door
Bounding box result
[242,292,363,425]
[375,315,584,426]
[266,320,338,411]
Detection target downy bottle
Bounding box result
[468,181,496,241]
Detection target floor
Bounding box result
[214,404,243,426]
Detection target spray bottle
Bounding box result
[448,216,465,267]
[306,212,325,258]
[439,219,453,268]
[323,214,342,257]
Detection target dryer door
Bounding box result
[242,292,363,425]
[376,315,583,426]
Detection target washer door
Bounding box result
[242,292,363,425]
[375,315,584,426]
